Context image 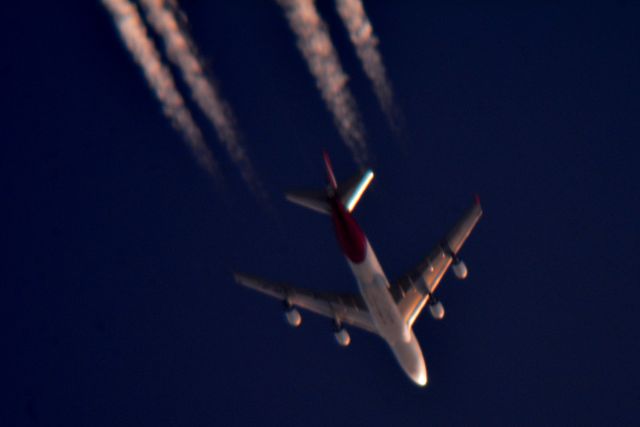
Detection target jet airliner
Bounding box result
[234,152,482,386]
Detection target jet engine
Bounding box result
[452,259,468,280]
[334,327,351,347]
[284,307,302,327]
[428,300,445,320]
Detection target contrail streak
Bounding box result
[139,0,267,201]
[335,0,401,133]
[277,0,369,167]
[102,0,220,178]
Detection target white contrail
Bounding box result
[277,0,369,167]
[335,0,401,133]
[139,0,267,201]
[102,0,220,178]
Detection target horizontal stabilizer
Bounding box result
[285,152,373,215]
[285,190,331,215]
[341,169,374,212]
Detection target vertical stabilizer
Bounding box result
[323,149,338,191]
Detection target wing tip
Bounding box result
[474,193,481,206]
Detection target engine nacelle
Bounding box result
[428,300,445,320]
[452,259,468,280]
[284,307,302,327]
[334,328,351,347]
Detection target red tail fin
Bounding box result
[323,150,338,191]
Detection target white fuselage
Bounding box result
[347,240,428,386]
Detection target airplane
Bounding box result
[234,151,482,386]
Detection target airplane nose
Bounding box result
[412,359,428,387]
[390,332,428,387]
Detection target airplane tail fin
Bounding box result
[323,149,338,191]
[285,151,374,215]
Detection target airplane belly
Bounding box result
[349,242,410,343]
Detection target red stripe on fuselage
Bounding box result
[330,197,366,263]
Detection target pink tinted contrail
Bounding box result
[335,0,401,133]
[277,0,369,167]
[101,0,220,178]
[139,0,267,201]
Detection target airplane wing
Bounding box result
[391,197,483,326]
[233,273,377,334]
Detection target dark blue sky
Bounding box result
[3,1,639,425]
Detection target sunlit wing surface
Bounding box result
[392,199,483,326]
[234,273,377,334]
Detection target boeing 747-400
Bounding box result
[234,152,482,386]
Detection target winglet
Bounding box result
[323,150,338,191]
[474,194,481,205]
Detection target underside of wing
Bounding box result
[233,273,377,334]
[392,198,483,326]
